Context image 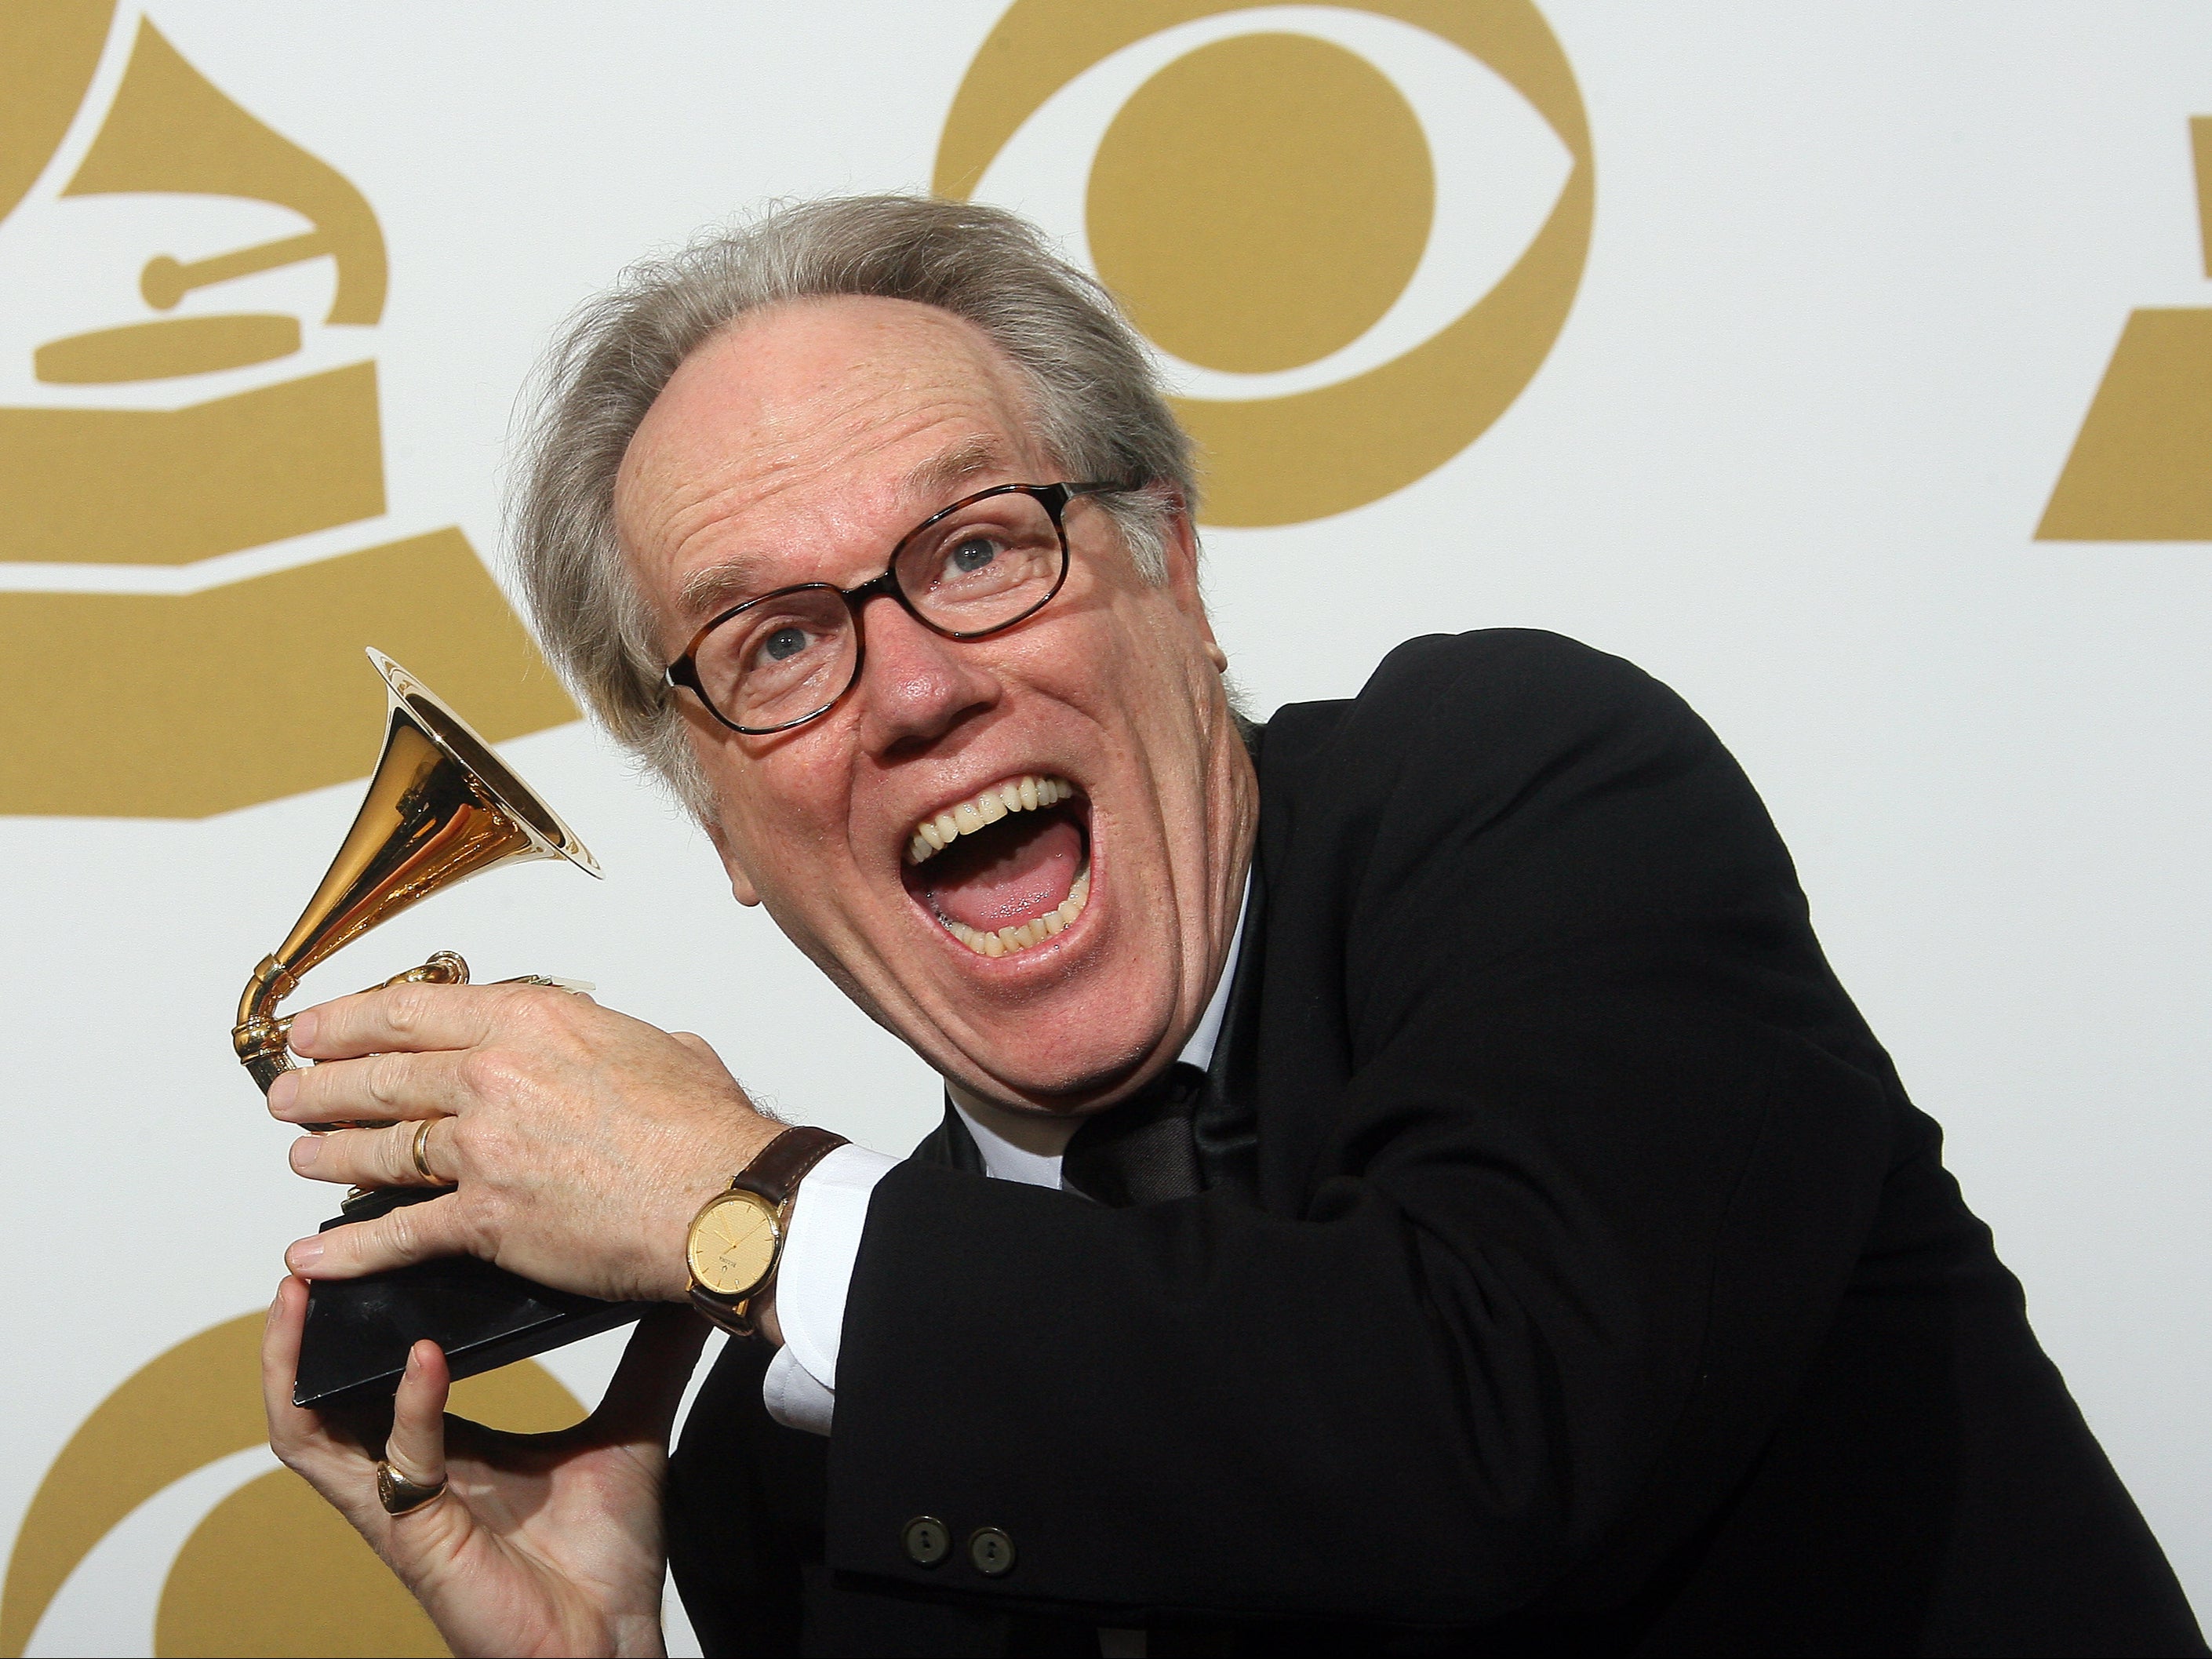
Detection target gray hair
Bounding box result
[507,194,1199,814]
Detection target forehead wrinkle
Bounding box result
[624,306,1050,633]
[663,417,1032,618]
[627,358,912,547]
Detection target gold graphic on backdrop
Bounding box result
[0,1312,583,1657]
[2037,117,2212,541]
[2196,115,2212,277]
[2,362,384,564]
[4,531,567,817]
[56,13,385,342]
[0,1,111,227]
[935,0,1592,526]
[1088,32,1433,373]
[0,9,573,817]
[34,311,299,384]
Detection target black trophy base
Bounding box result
[294,1186,654,1410]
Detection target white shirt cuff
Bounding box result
[762,1344,837,1435]
[760,1141,897,1432]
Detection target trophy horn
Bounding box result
[231,649,598,1093]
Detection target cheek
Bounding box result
[704,745,860,895]
[1076,614,1210,749]
[1026,587,1166,697]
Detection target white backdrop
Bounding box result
[2,5,2206,1652]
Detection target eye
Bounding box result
[759,624,810,664]
[948,536,999,574]
[724,611,834,682]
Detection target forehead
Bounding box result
[614,297,1046,622]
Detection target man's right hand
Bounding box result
[263,1275,708,1658]
[267,982,782,1306]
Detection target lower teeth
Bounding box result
[944,865,1090,957]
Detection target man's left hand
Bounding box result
[266,980,781,1303]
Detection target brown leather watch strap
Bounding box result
[689,1281,768,1340]
[687,1126,849,1340]
[733,1124,848,1209]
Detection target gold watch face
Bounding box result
[687,1190,781,1299]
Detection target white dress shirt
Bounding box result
[762,879,1251,1435]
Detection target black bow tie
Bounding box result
[1059,1063,1210,1206]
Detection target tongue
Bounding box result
[916,813,1083,930]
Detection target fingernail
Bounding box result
[405,1345,421,1375]
[289,1137,322,1171]
[290,1010,318,1049]
[267,1072,296,1111]
[286,1238,324,1272]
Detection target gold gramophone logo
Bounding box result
[935,0,1592,526]
[0,2,572,819]
[2038,117,2212,541]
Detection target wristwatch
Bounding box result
[686,1125,848,1337]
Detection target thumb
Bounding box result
[384,1340,453,1493]
[589,1306,711,1445]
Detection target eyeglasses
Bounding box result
[664,482,1126,735]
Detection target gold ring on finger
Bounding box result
[376,1459,447,1517]
[409,1118,442,1184]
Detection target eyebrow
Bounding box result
[678,550,783,621]
[900,435,1010,504]
[675,436,1017,621]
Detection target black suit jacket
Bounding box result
[668,631,2202,1656]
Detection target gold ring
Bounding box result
[376,1459,446,1517]
[409,1118,439,1184]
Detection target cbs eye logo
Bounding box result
[935,0,1594,527]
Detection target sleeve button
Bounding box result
[967,1526,1016,1577]
[901,1515,950,1566]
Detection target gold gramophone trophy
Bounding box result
[235,649,649,1409]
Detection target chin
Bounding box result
[936,963,1177,1111]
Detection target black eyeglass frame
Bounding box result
[663,480,1127,736]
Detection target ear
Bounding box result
[1155,497,1228,672]
[700,813,762,908]
[675,708,765,907]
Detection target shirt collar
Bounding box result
[1171,864,1251,1075]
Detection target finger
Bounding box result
[288,980,518,1062]
[267,1048,467,1126]
[383,1341,451,1493]
[289,1116,457,1190]
[262,1277,358,1476]
[287,1191,468,1279]
[588,1306,713,1444]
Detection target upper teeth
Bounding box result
[906,774,1075,866]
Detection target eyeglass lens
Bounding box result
[689,488,1067,730]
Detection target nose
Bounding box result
[850,593,999,757]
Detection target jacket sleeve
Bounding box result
[821,631,1905,1626]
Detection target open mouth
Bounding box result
[901,773,1090,959]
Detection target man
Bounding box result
[260,196,2203,1656]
